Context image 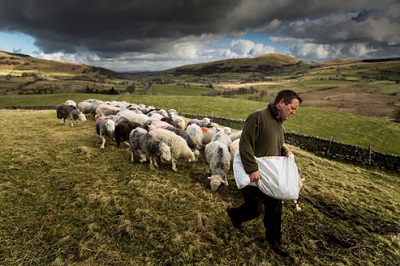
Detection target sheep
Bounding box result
[149,128,195,171]
[142,119,172,131]
[204,140,231,191]
[56,104,86,126]
[172,115,186,129]
[129,127,171,168]
[201,127,217,145]
[211,130,232,148]
[95,103,121,119]
[160,117,176,127]
[64,100,77,107]
[167,108,178,118]
[229,130,242,142]
[78,100,101,115]
[119,111,152,125]
[186,123,204,149]
[95,116,117,149]
[187,118,214,128]
[114,117,142,147]
[163,126,200,161]
[230,138,240,159]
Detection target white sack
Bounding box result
[233,154,300,200]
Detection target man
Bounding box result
[227,89,303,257]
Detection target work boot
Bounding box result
[226,206,244,229]
[269,241,289,257]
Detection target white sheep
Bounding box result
[229,130,242,142]
[211,130,232,148]
[172,115,186,129]
[149,128,195,171]
[204,140,231,191]
[230,138,240,159]
[95,116,117,149]
[64,100,77,107]
[185,123,204,149]
[129,127,172,168]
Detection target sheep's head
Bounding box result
[105,120,116,133]
[159,142,172,162]
[208,175,226,191]
[79,113,87,122]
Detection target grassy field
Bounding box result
[0,109,399,265]
[1,92,400,156]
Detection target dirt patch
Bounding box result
[300,86,400,119]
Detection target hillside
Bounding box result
[0,51,124,95]
[0,51,119,77]
[164,53,312,76]
[1,109,399,265]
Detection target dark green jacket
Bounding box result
[239,103,288,174]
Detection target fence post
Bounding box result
[327,136,333,156]
[369,145,372,166]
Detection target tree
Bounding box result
[126,84,136,94]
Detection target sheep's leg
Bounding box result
[100,136,106,149]
[172,159,177,172]
[152,157,159,168]
[205,164,210,174]
[224,176,229,186]
[130,151,135,162]
[139,153,147,163]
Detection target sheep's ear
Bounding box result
[207,176,213,180]
[220,179,226,184]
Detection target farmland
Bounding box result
[0,51,399,265]
[0,109,399,265]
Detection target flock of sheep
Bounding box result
[56,99,242,191]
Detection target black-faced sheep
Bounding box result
[204,140,231,191]
[114,117,142,147]
[149,128,195,171]
[129,127,171,168]
[56,104,86,126]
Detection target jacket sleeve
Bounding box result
[239,112,260,174]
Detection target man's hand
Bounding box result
[283,150,293,157]
[249,171,261,182]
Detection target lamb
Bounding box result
[185,124,204,149]
[149,128,195,171]
[95,116,117,149]
[129,127,171,168]
[114,117,142,147]
[204,140,231,191]
[56,104,86,126]
[201,127,216,145]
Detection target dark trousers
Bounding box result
[230,185,282,243]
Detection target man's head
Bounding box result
[274,90,303,121]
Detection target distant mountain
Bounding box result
[0,51,120,78]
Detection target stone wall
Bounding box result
[181,112,400,173]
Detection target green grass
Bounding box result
[1,93,400,155]
[0,109,399,265]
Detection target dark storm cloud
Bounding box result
[0,0,399,68]
[1,0,398,56]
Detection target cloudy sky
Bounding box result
[0,0,399,72]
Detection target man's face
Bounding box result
[277,98,300,121]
